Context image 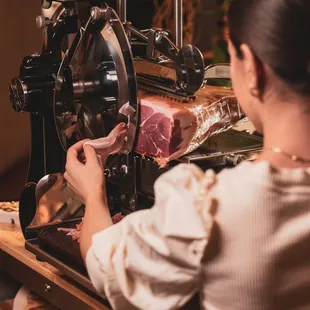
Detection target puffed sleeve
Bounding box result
[85,164,217,310]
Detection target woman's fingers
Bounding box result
[67,139,89,162]
[83,145,101,166]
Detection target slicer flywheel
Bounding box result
[54,4,138,154]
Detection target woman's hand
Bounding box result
[64,139,106,204]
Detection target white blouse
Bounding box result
[86,161,310,310]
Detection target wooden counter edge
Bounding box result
[0,222,110,310]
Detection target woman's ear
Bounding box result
[239,44,261,96]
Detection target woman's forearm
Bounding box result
[80,194,113,262]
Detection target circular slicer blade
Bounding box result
[54,7,138,153]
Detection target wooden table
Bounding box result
[0,222,110,310]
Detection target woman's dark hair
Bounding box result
[228,0,310,94]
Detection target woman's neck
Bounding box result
[257,98,310,168]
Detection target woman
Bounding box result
[64,0,310,309]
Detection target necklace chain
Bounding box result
[270,147,310,164]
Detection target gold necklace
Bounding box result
[270,147,310,164]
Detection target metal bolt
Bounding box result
[129,199,135,209]
[112,166,117,176]
[104,169,111,178]
[44,284,51,293]
[121,165,128,175]
[180,81,188,90]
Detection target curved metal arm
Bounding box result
[44,4,78,62]
[126,24,179,60]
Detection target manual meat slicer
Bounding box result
[9,0,263,299]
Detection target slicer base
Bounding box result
[25,239,101,297]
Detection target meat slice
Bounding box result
[84,123,128,158]
[135,86,243,166]
[57,212,124,243]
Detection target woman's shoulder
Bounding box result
[158,161,269,189]
[157,161,291,206]
[155,163,218,198]
[156,160,310,213]
[216,160,310,190]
